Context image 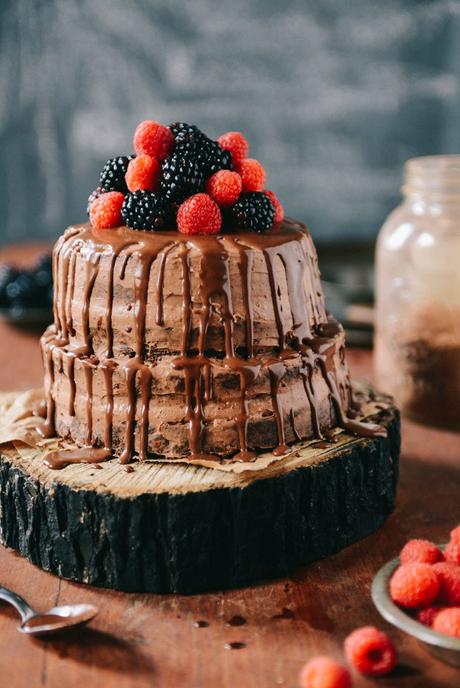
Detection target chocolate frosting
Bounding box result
[40,219,385,466]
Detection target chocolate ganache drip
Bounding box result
[39,219,385,466]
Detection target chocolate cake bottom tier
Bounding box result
[40,319,352,461]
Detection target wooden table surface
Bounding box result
[0,244,459,688]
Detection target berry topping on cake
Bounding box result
[232,192,275,232]
[237,158,267,191]
[121,190,169,231]
[125,155,161,192]
[133,120,175,160]
[99,156,133,193]
[177,193,222,235]
[217,131,249,166]
[86,118,280,234]
[264,189,284,223]
[89,191,124,229]
[206,170,242,207]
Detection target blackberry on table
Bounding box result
[121,190,169,231]
[99,156,134,193]
[231,192,275,233]
[0,264,19,307]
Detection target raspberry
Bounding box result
[432,562,460,604]
[237,158,266,192]
[433,607,460,637]
[389,563,440,608]
[400,539,443,565]
[444,539,460,565]
[121,190,169,231]
[133,120,175,160]
[177,193,222,236]
[299,657,351,688]
[344,626,397,677]
[450,526,460,543]
[125,155,161,192]
[89,191,124,229]
[416,605,446,626]
[231,192,275,233]
[206,170,242,207]
[264,190,284,223]
[87,186,105,215]
[217,131,249,166]
[99,156,133,193]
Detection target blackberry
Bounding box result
[160,151,205,202]
[0,264,19,307]
[87,186,105,215]
[121,190,169,231]
[169,122,206,142]
[231,192,275,233]
[99,155,134,193]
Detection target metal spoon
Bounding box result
[0,586,98,636]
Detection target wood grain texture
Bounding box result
[0,244,459,687]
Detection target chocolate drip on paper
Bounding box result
[41,221,385,469]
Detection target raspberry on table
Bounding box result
[217,131,249,166]
[177,193,222,236]
[299,656,351,688]
[444,539,460,565]
[133,120,175,160]
[121,190,169,231]
[400,539,443,565]
[206,170,242,207]
[231,192,275,233]
[264,190,284,223]
[389,562,440,608]
[432,562,460,604]
[237,158,266,192]
[344,625,396,677]
[433,607,460,637]
[416,605,446,627]
[99,156,133,193]
[89,191,124,229]
[125,155,161,192]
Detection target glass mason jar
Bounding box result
[375,155,460,430]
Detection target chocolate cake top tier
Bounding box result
[52,218,326,360]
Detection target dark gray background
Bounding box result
[1,0,459,247]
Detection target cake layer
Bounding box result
[40,317,352,460]
[52,219,327,360]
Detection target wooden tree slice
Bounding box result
[0,402,400,594]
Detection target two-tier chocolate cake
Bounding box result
[40,121,385,468]
[0,119,400,594]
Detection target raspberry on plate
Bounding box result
[125,155,161,192]
[264,190,284,223]
[205,170,242,207]
[433,607,460,637]
[299,656,351,688]
[389,562,440,608]
[177,193,222,236]
[444,539,460,565]
[237,158,266,192]
[217,131,249,166]
[344,625,397,677]
[450,525,460,543]
[432,562,460,604]
[416,605,446,626]
[133,120,175,160]
[89,191,124,229]
[399,539,443,565]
